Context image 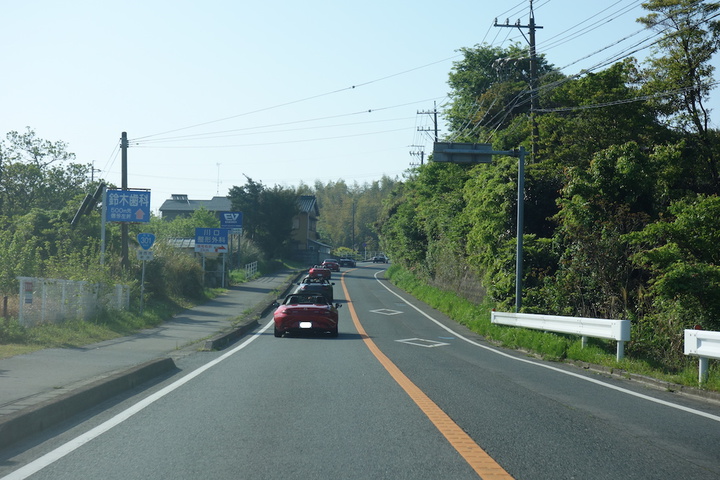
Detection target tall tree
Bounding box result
[445,44,555,138]
[227,176,264,241]
[638,0,720,190]
[0,128,90,217]
[228,178,298,258]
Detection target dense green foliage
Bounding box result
[378,1,720,371]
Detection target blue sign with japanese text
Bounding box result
[106,190,151,223]
[194,228,230,253]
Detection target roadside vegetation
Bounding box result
[0,132,385,358]
[386,265,720,392]
[379,2,720,389]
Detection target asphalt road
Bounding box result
[1,264,720,479]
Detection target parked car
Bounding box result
[293,275,334,302]
[308,265,331,279]
[321,259,340,272]
[273,293,341,337]
[338,257,356,267]
[372,254,388,263]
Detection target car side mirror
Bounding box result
[335,303,342,308]
[331,282,335,285]
[272,301,280,307]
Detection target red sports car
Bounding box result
[293,275,334,302]
[273,293,341,337]
[308,265,331,279]
[321,259,340,272]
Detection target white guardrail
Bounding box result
[684,329,720,383]
[491,311,631,361]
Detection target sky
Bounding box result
[2,0,719,214]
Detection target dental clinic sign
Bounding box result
[105,189,151,223]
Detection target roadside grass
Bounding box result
[0,261,297,360]
[385,265,720,393]
[0,290,221,360]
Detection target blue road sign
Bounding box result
[195,228,230,253]
[219,211,243,229]
[137,233,156,250]
[106,190,151,223]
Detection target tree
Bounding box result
[255,185,298,258]
[445,44,555,138]
[0,128,90,217]
[228,178,298,258]
[551,142,675,318]
[227,176,264,241]
[638,0,720,190]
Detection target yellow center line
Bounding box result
[341,271,514,480]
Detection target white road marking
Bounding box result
[373,271,720,423]
[370,308,403,315]
[1,320,275,480]
[396,338,451,348]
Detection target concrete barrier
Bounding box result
[0,358,177,449]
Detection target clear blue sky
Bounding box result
[2,0,718,213]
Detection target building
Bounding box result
[159,193,331,263]
[293,195,331,264]
[159,194,232,221]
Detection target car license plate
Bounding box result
[300,321,312,329]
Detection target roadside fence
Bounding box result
[685,329,720,383]
[245,261,258,279]
[17,277,130,327]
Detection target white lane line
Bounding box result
[373,271,720,423]
[2,320,274,480]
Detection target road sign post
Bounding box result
[219,212,243,268]
[433,142,526,312]
[195,228,230,287]
[136,233,156,313]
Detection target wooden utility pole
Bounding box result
[494,0,542,160]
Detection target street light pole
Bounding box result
[432,142,526,312]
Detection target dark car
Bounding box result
[372,255,388,263]
[321,259,340,272]
[273,293,341,337]
[293,275,334,301]
[338,258,356,267]
[308,265,331,279]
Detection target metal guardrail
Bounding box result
[684,329,720,383]
[491,311,631,361]
[245,261,258,279]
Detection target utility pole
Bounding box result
[417,101,439,143]
[90,162,101,182]
[409,146,425,166]
[120,132,129,271]
[494,0,542,160]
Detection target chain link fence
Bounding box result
[17,277,130,327]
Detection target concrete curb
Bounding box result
[0,357,177,450]
[0,270,312,449]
